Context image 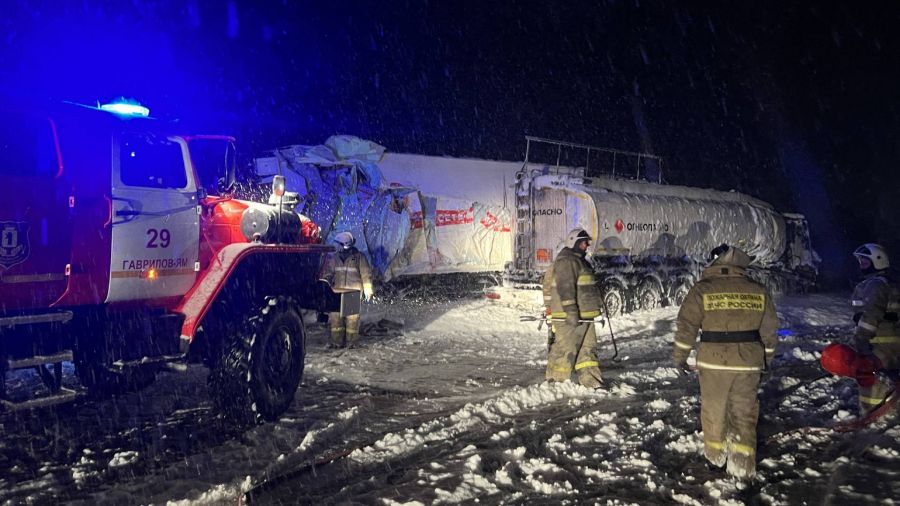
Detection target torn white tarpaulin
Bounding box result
[255,136,514,280]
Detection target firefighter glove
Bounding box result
[565,311,579,326]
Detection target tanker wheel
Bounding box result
[602,285,625,318]
[670,281,692,307]
[637,282,662,311]
[209,296,306,426]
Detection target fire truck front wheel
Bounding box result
[209,296,306,426]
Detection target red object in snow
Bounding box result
[820,342,883,386]
[821,343,858,377]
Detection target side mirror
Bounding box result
[222,141,237,193]
[272,175,286,198]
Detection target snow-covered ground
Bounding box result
[1,292,898,505]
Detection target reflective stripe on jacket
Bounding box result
[548,247,601,319]
[674,264,779,371]
[851,274,900,342]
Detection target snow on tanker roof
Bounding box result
[539,172,778,210]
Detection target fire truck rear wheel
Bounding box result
[210,296,305,426]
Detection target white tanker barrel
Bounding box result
[586,188,786,264]
[530,176,786,268]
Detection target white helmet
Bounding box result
[565,228,592,249]
[709,244,753,267]
[334,231,355,249]
[853,243,889,270]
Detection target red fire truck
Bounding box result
[0,98,353,424]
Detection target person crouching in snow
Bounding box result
[673,244,779,480]
[848,243,900,415]
[545,228,604,388]
[318,231,374,349]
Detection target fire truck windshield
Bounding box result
[189,138,236,196]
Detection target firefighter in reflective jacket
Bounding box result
[546,229,604,388]
[849,243,900,415]
[673,244,779,480]
[318,231,374,348]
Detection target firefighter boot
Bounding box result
[345,314,361,347]
[704,441,727,469]
[726,451,756,481]
[577,367,603,389]
[329,312,346,348]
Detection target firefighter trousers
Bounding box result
[861,343,900,414]
[698,369,760,479]
[329,313,360,346]
[545,321,601,386]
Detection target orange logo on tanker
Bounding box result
[614,219,624,233]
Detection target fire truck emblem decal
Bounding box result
[0,221,30,270]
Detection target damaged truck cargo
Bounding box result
[253,136,516,283]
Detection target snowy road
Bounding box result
[1,292,898,505]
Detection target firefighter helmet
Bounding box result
[853,243,889,271]
[565,228,592,250]
[709,244,753,267]
[334,231,355,248]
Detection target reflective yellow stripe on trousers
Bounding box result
[730,442,755,456]
[871,336,900,344]
[705,440,725,450]
[696,361,762,372]
[860,394,889,405]
[575,361,598,370]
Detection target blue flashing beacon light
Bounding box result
[99,100,150,117]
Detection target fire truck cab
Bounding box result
[0,98,349,424]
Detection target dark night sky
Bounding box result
[2,1,899,287]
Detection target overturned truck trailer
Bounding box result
[508,137,818,315]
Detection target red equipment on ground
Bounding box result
[820,342,883,387]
